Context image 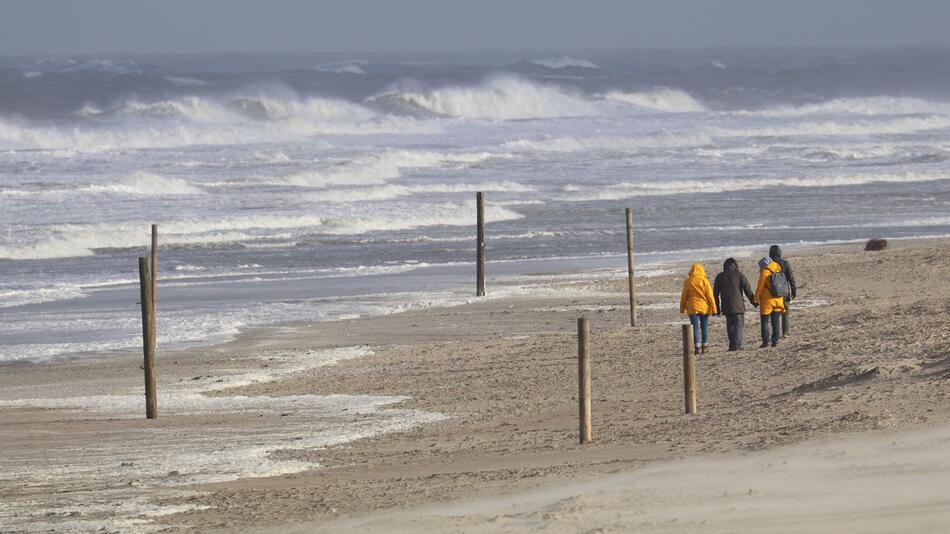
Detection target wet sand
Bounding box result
[2,238,949,532]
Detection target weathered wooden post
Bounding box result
[682,324,697,415]
[578,317,592,444]
[138,257,157,419]
[625,208,637,326]
[476,191,485,297]
[150,224,157,332]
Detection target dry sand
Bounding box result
[2,238,949,532]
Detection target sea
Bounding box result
[3,47,950,363]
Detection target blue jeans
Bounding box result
[689,314,709,347]
[761,312,782,346]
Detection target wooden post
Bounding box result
[578,317,592,444]
[476,191,485,297]
[138,257,157,419]
[625,208,637,326]
[150,224,157,321]
[682,324,697,415]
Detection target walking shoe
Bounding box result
[772,342,779,348]
[694,345,700,354]
[759,342,769,349]
[701,344,709,354]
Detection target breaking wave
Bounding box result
[81,172,204,196]
[605,88,706,112]
[505,131,713,152]
[0,202,524,260]
[560,172,950,201]
[279,150,503,187]
[367,77,600,120]
[745,96,950,118]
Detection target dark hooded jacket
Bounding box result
[713,258,756,315]
[769,245,797,300]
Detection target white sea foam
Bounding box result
[0,202,524,260]
[280,150,500,187]
[82,172,203,196]
[605,88,706,112]
[560,171,950,201]
[368,76,600,120]
[745,96,950,118]
[713,115,950,138]
[505,131,712,152]
[306,181,533,203]
[0,285,87,309]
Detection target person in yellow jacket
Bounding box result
[679,263,717,354]
[754,256,786,348]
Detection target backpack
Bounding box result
[769,270,791,299]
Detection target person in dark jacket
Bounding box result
[768,245,797,337]
[713,258,757,351]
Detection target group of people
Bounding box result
[679,245,797,353]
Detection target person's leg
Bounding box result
[689,315,701,349]
[782,301,790,337]
[760,314,769,347]
[771,313,782,346]
[700,314,709,350]
[736,313,745,350]
[725,314,738,351]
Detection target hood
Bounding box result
[688,263,707,278]
[758,256,772,270]
[769,245,783,260]
[723,257,738,270]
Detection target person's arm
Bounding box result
[785,261,797,299]
[713,275,723,315]
[680,282,688,315]
[705,279,717,315]
[741,273,756,305]
[754,270,767,305]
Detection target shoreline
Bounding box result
[1,237,949,531]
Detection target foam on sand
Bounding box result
[0,346,446,531]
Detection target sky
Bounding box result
[2,0,950,55]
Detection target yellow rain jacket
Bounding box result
[680,263,717,315]
[755,261,786,315]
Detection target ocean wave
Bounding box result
[505,131,712,152]
[560,171,950,201]
[305,180,533,203]
[280,150,501,187]
[81,172,204,196]
[526,57,600,70]
[745,96,950,118]
[0,202,524,260]
[713,115,950,138]
[0,286,87,309]
[366,76,600,120]
[604,88,706,112]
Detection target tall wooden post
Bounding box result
[625,208,637,326]
[476,192,485,297]
[682,324,697,415]
[138,257,157,419]
[150,224,157,330]
[578,317,592,444]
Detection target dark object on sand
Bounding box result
[865,239,888,252]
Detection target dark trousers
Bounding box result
[725,313,745,350]
[782,301,790,336]
[761,312,782,346]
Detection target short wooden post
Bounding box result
[476,191,485,297]
[138,257,157,419]
[578,317,592,444]
[682,324,697,415]
[625,208,637,326]
[150,224,157,322]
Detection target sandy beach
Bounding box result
[2,238,950,532]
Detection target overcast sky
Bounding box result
[2,0,950,55]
